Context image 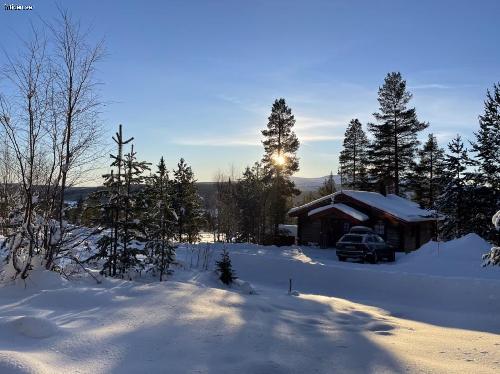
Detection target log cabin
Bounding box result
[288,190,441,252]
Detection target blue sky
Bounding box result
[2,0,499,182]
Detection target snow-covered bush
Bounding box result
[482,210,500,266]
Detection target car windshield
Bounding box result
[340,235,363,243]
[374,235,385,243]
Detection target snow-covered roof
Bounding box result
[289,190,441,223]
[308,203,369,222]
[288,193,335,215]
[341,190,439,222]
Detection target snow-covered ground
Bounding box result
[0,234,499,373]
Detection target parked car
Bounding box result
[336,233,395,263]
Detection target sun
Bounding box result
[272,153,286,166]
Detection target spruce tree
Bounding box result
[317,172,337,197]
[437,135,471,239]
[88,125,149,277]
[471,83,500,189]
[469,84,500,241]
[172,158,204,243]
[102,125,134,277]
[216,248,236,285]
[261,98,300,239]
[368,72,428,195]
[143,157,177,281]
[338,119,370,190]
[120,145,150,275]
[409,134,446,209]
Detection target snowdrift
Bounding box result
[397,233,497,279]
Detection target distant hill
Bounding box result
[64,175,340,208]
[290,175,341,192]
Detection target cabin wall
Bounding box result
[419,221,435,247]
[403,225,418,251]
[298,214,321,245]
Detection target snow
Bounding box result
[492,210,500,230]
[396,233,497,278]
[288,193,334,215]
[308,203,369,221]
[341,190,439,222]
[0,235,498,373]
[8,316,59,339]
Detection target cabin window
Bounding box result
[374,221,385,235]
[343,222,350,233]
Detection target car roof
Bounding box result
[339,233,366,240]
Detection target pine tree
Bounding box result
[317,172,337,197]
[261,98,300,239]
[172,158,204,243]
[216,248,236,285]
[143,157,177,281]
[469,84,500,241]
[471,83,500,189]
[437,135,471,239]
[409,134,446,209]
[103,125,133,277]
[120,145,150,275]
[88,125,149,278]
[338,119,370,190]
[368,72,428,195]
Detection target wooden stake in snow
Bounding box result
[289,278,292,294]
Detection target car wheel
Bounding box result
[337,256,346,262]
[368,253,377,264]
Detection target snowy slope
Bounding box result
[0,235,498,373]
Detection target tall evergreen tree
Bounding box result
[317,172,337,197]
[368,72,428,195]
[143,157,177,281]
[89,125,149,278]
[172,158,204,243]
[338,119,370,190]
[470,83,500,189]
[261,98,300,239]
[409,134,446,209]
[120,145,150,275]
[437,135,471,239]
[468,83,500,240]
[102,125,134,277]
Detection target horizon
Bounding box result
[2,0,500,184]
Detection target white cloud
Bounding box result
[409,83,451,90]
